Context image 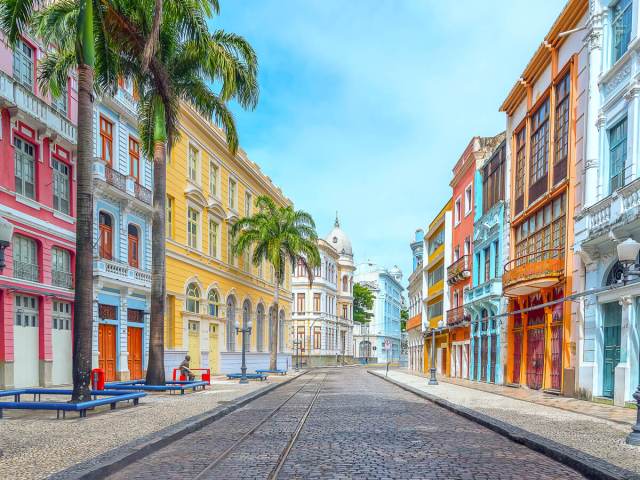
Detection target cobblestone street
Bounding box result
[106,368,584,479]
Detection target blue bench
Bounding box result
[255,369,287,376]
[0,388,146,419]
[226,373,267,381]
[104,380,207,394]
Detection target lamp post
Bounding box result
[235,318,252,384]
[292,339,301,371]
[0,216,14,273]
[615,239,640,445]
[429,327,438,385]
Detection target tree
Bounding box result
[231,196,320,370]
[353,283,374,324]
[400,307,409,332]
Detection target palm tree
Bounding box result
[103,0,258,384]
[232,196,321,371]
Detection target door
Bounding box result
[603,302,622,398]
[98,323,117,381]
[550,324,563,390]
[52,301,72,385]
[480,335,488,382]
[188,321,201,369]
[127,326,143,380]
[512,331,522,384]
[489,334,497,384]
[473,338,479,380]
[208,323,219,374]
[526,328,545,390]
[13,295,39,387]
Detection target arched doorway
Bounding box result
[278,310,285,352]
[242,299,252,352]
[256,304,265,352]
[602,262,623,398]
[226,296,236,352]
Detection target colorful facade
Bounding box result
[500,0,586,393]
[164,103,293,376]
[0,33,78,388]
[407,229,424,373]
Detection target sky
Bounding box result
[214,0,565,287]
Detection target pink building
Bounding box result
[0,33,78,388]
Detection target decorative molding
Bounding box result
[603,61,632,97]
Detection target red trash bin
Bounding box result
[91,368,105,390]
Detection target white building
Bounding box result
[291,215,355,366]
[407,228,424,372]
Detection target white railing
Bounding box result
[587,198,612,231]
[97,258,151,287]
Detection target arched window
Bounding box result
[226,296,236,352]
[208,290,219,317]
[99,211,113,260]
[243,299,252,352]
[186,283,201,313]
[127,224,139,268]
[278,310,286,352]
[268,307,275,351]
[606,261,625,286]
[256,304,265,352]
[342,275,348,292]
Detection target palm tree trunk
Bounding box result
[146,99,167,385]
[71,0,94,403]
[270,273,279,370]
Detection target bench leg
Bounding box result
[57,410,60,420]
[0,409,3,419]
[110,403,116,410]
[33,393,36,401]
[63,411,66,419]
[133,398,139,406]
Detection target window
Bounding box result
[609,118,627,193]
[297,293,305,313]
[129,137,140,183]
[13,235,38,282]
[14,136,35,199]
[484,247,491,282]
[482,143,505,213]
[427,301,443,319]
[53,301,71,330]
[13,39,34,89]
[313,293,321,312]
[464,185,472,215]
[99,212,113,259]
[464,237,471,256]
[342,304,348,319]
[313,327,321,350]
[52,158,70,214]
[52,247,72,288]
[188,144,199,183]
[14,295,38,327]
[187,207,200,249]
[228,178,237,210]
[209,162,219,197]
[529,98,550,202]
[453,246,460,262]
[296,258,307,277]
[554,73,570,184]
[166,196,174,239]
[297,326,305,351]
[127,224,139,268]
[186,283,201,313]
[208,290,219,317]
[53,87,68,116]
[454,198,461,225]
[100,116,113,166]
[342,276,348,292]
[428,228,444,255]
[228,230,236,266]
[612,0,632,63]
[514,128,526,214]
[428,265,444,287]
[244,192,252,217]
[494,241,500,278]
[208,220,219,258]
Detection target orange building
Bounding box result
[499,0,587,393]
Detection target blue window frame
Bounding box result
[612,0,632,63]
[609,118,628,193]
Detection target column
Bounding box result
[39,296,53,387]
[616,296,633,406]
[0,289,14,388]
[118,289,129,380]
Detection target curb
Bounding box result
[49,372,308,480]
[368,370,639,480]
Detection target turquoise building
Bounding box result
[465,138,506,384]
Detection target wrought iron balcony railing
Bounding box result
[104,164,127,192]
[446,305,470,326]
[502,248,564,294]
[52,269,73,289]
[134,182,152,205]
[447,254,471,285]
[13,260,39,282]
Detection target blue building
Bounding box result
[465,137,506,384]
[354,262,404,363]
[91,82,153,381]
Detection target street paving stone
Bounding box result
[107,367,585,479]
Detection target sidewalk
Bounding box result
[0,373,301,480]
[374,369,640,476]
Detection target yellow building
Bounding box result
[424,200,452,376]
[164,103,293,375]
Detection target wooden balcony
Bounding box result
[406,314,422,331]
[503,248,564,296]
[447,255,471,286]
[446,306,470,327]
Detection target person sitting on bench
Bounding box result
[179,355,195,381]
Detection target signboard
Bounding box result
[383,339,391,351]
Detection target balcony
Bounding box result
[0,71,76,144]
[52,269,73,289]
[134,182,152,204]
[447,255,471,285]
[406,314,422,331]
[446,306,470,327]
[502,248,564,296]
[105,164,127,192]
[464,277,501,304]
[13,260,39,282]
[95,258,152,288]
[93,158,153,209]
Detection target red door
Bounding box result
[99,223,113,259]
[550,324,563,390]
[526,328,545,390]
[98,324,117,381]
[512,331,522,384]
[128,234,139,268]
[127,326,143,380]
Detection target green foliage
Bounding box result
[400,307,408,332]
[231,195,321,285]
[353,283,374,324]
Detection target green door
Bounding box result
[602,302,622,399]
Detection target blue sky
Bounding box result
[214,0,564,285]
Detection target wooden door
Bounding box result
[473,338,479,380]
[480,336,488,382]
[603,302,622,398]
[208,323,219,374]
[550,324,563,390]
[188,321,201,369]
[489,334,497,384]
[128,234,139,268]
[512,331,522,384]
[127,326,143,380]
[526,328,544,390]
[99,224,113,259]
[98,324,117,381]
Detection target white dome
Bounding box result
[325,214,352,256]
[389,265,403,281]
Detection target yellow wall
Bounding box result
[164,104,293,373]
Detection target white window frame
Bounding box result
[244,190,252,217]
[464,183,472,216]
[209,159,221,199]
[186,203,202,250]
[187,141,201,185]
[228,177,237,211]
[208,218,220,258]
[454,196,462,225]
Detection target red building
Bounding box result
[0,33,78,388]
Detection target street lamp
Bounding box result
[292,339,301,371]
[235,319,252,384]
[428,327,438,385]
[615,238,640,445]
[0,216,14,273]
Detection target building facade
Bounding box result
[91,80,153,382]
[0,33,78,388]
[407,229,424,372]
[466,137,507,384]
[291,216,355,366]
[354,262,404,363]
[500,0,586,393]
[575,0,639,406]
[164,103,293,377]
